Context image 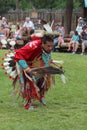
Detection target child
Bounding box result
[56,34,64,48]
[67,31,79,54]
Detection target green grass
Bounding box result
[0,50,87,130]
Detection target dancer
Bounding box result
[2,30,65,110]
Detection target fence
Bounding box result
[1,9,82,30]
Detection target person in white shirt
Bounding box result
[23,17,35,35]
[76,23,83,36]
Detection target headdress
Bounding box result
[31,22,60,39]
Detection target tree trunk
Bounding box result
[64,0,73,35]
[16,0,19,21]
[16,0,19,10]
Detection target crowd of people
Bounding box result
[0,16,35,49]
[53,17,87,55]
[0,15,87,55]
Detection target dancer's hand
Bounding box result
[24,67,31,73]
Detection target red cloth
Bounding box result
[31,35,42,41]
[14,39,42,62]
[14,38,47,106]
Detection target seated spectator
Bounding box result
[80,26,87,55]
[7,24,23,50]
[4,19,11,38]
[52,23,65,51]
[52,24,59,52]
[76,22,83,36]
[2,17,6,26]
[23,17,35,36]
[67,31,80,54]
[0,24,6,38]
[0,24,7,49]
[0,24,6,41]
[13,24,22,40]
[77,17,84,27]
[56,34,64,48]
[57,22,65,37]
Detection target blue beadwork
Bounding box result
[42,51,51,66]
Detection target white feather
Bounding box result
[16,63,21,75]
[4,66,12,70]
[61,74,66,84]
[34,32,43,37]
[43,23,53,33]
[4,57,12,62]
[53,60,64,64]
[6,53,14,57]
[6,68,12,74]
[10,70,17,78]
[11,73,17,78]
[3,62,10,66]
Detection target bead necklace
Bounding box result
[42,50,51,66]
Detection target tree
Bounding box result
[64,0,73,34]
[16,0,19,10]
[64,0,84,34]
[0,0,15,13]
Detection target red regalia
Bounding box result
[1,34,65,110]
[14,37,54,109]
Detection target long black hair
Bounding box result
[42,34,54,44]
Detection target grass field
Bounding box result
[0,50,87,130]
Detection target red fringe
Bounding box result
[5,53,7,56]
[5,72,8,75]
[2,58,4,60]
[1,64,3,66]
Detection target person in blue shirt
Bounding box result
[67,31,80,54]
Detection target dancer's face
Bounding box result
[42,41,53,54]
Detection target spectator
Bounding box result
[23,17,35,35]
[67,31,80,54]
[53,23,65,51]
[77,17,84,27]
[57,22,65,37]
[76,22,83,36]
[56,34,64,48]
[80,26,87,55]
[13,24,22,40]
[52,24,59,52]
[0,24,7,49]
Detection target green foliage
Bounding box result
[0,50,87,130]
[0,0,83,13]
[19,0,31,10]
[31,0,82,9]
[0,0,15,13]
[31,0,66,9]
[73,0,83,9]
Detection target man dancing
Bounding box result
[14,34,55,110]
[2,30,64,110]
